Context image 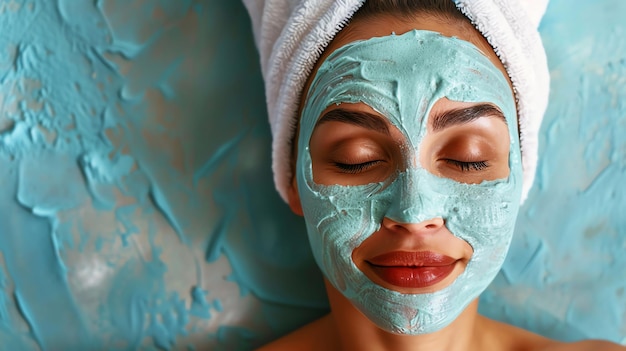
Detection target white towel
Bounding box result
[243,0,550,203]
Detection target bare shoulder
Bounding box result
[541,340,626,351]
[255,314,335,351]
[479,315,555,350]
[479,316,625,351]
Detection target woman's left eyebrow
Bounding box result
[431,104,507,132]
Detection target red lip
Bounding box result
[367,251,457,288]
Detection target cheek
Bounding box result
[300,188,384,290]
[298,148,385,253]
[301,185,383,248]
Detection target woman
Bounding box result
[244,0,626,349]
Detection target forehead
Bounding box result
[301,30,516,149]
[301,14,513,109]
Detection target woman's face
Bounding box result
[289,15,522,335]
[311,98,511,289]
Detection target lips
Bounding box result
[366,251,458,289]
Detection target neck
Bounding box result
[324,279,485,351]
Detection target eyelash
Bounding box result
[333,160,488,173]
[333,160,382,173]
[445,159,489,172]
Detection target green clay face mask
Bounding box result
[297,30,523,335]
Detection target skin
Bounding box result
[258,13,626,351]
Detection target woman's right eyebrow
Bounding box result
[315,109,390,135]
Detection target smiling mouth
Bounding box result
[366,251,458,289]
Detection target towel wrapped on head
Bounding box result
[243,0,550,203]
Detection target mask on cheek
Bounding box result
[297,30,523,335]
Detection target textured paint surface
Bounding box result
[0,1,623,351]
[0,0,325,350]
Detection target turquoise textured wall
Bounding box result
[0,0,623,350]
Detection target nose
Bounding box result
[381,216,445,235]
[382,167,445,234]
[385,167,441,223]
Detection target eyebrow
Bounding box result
[315,104,506,134]
[316,109,390,135]
[431,104,507,132]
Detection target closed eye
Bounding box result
[333,160,383,174]
[444,159,489,172]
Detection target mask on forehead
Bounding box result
[297,30,523,335]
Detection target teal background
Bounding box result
[0,0,623,350]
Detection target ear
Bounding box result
[287,176,304,216]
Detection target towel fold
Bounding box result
[243,0,550,203]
